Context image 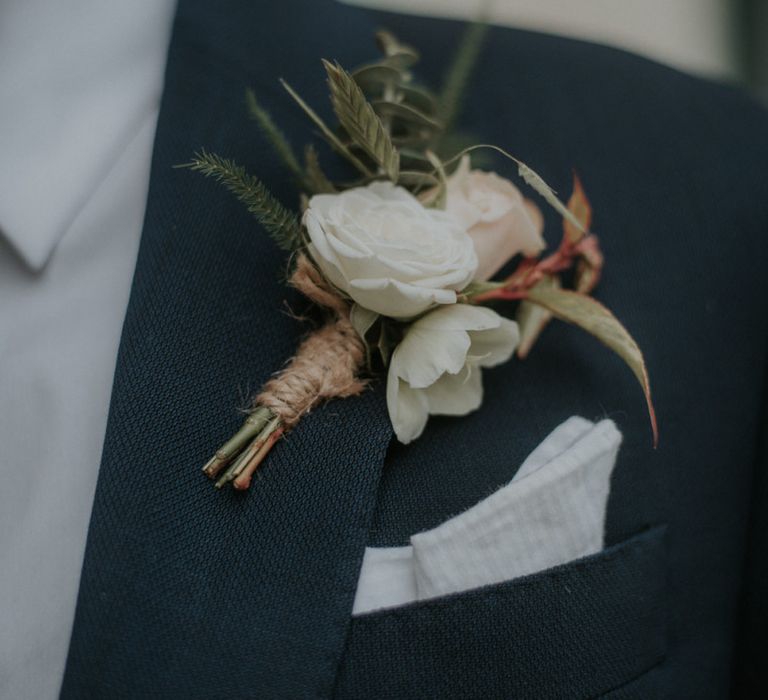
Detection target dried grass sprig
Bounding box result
[323,59,400,182]
[185,150,303,251]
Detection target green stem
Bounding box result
[202,406,273,478]
[280,79,373,177]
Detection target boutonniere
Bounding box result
[185,26,657,491]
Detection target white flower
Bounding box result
[445,156,545,281]
[304,181,477,319]
[387,304,519,443]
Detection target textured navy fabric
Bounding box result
[335,527,668,699]
[61,2,393,698]
[61,1,768,698]
[352,11,768,698]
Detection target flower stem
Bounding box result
[202,406,273,478]
[232,420,284,491]
[213,412,281,489]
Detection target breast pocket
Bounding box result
[334,526,667,699]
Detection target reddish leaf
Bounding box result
[526,285,658,447]
[564,173,592,245]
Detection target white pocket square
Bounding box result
[353,417,622,615]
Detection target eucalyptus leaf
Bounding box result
[525,285,658,445]
[372,100,442,130]
[352,63,406,93]
[398,84,438,115]
[391,132,435,148]
[375,30,420,68]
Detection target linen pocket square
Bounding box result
[352,417,622,615]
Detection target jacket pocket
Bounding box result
[334,525,667,700]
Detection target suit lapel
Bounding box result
[62,1,393,697]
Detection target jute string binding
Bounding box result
[202,254,367,489]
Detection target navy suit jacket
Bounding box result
[61,1,768,697]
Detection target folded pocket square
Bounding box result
[352,417,622,615]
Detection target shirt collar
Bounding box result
[0,1,175,271]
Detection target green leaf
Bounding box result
[371,100,442,130]
[516,275,559,358]
[323,59,400,181]
[185,150,303,251]
[245,88,303,181]
[397,85,438,115]
[375,30,420,68]
[525,284,658,446]
[352,63,405,93]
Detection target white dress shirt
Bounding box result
[0,2,175,698]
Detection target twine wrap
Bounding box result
[255,255,367,428]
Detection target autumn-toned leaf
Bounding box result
[525,284,658,446]
[516,275,560,358]
[564,173,592,245]
[575,256,600,294]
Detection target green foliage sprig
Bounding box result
[245,88,304,182]
[186,150,303,251]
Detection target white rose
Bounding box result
[386,304,519,443]
[304,181,478,319]
[445,155,545,281]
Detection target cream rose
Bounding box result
[386,304,519,443]
[304,182,477,319]
[445,155,545,281]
